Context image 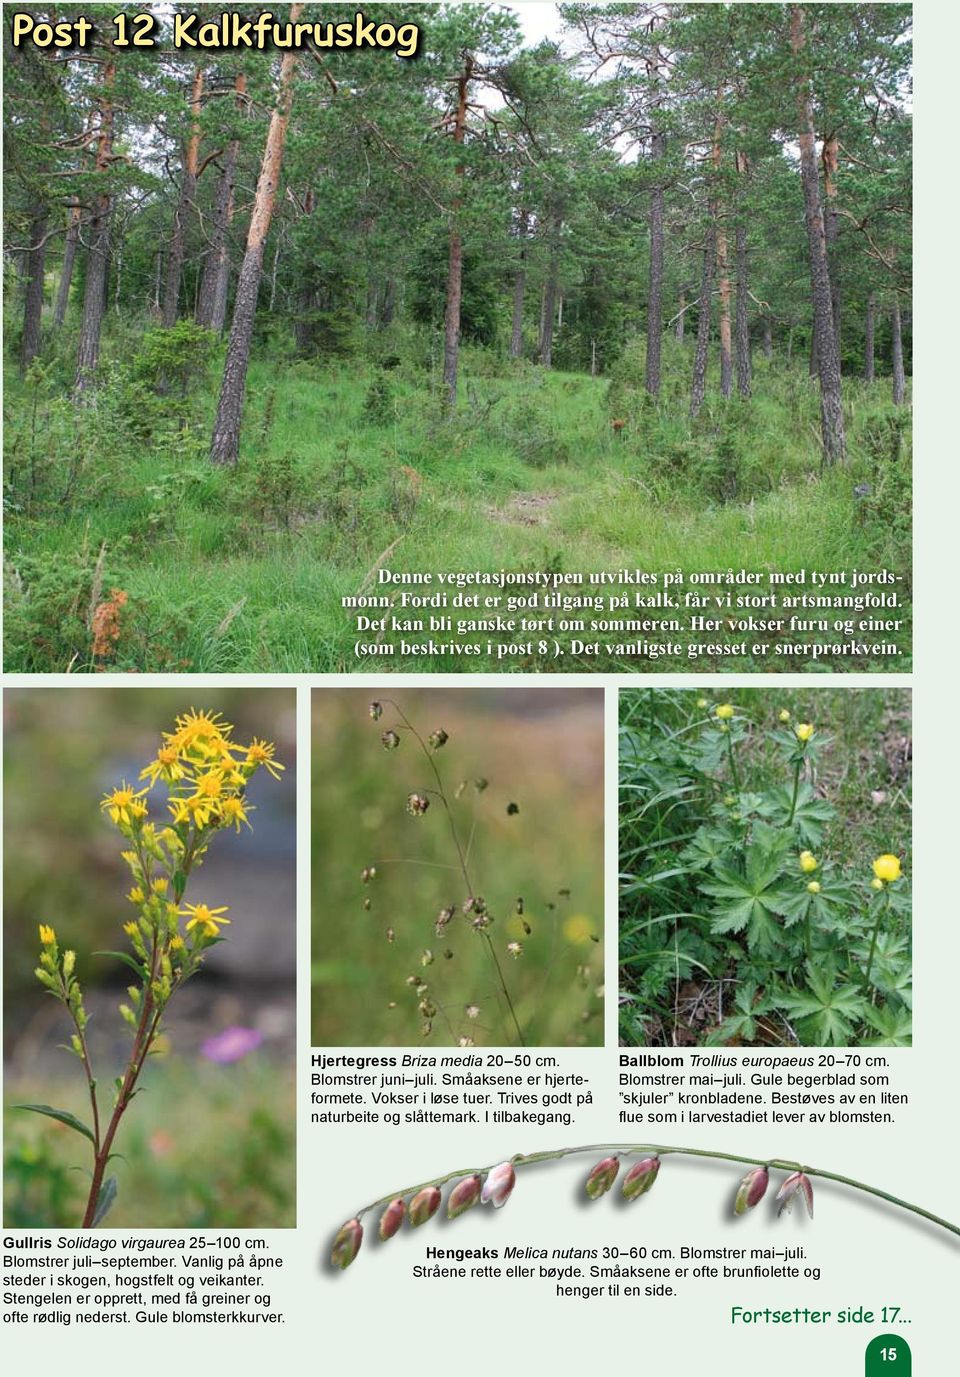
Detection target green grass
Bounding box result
[4,326,912,671]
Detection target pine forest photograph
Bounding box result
[3,3,912,674]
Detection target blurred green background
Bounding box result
[4,687,296,1227]
[312,688,604,1047]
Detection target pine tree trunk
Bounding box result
[197,79,244,331]
[734,220,751,398]
[20,203,48,373]
[539,255,558,369]
[442,56,473,410]
[54,207,80,328]
[762,317,773,359]
[891,298,905,405]
[74,60,116,396]
[864,292,875,382]
[690,219,717,419]
[510,209,528,359]
[711,113,732,399]
[163,66,204,327]
[791,6,845,463]
[822,133,841,349]
[210,13,302,465]
[645,178,665,394]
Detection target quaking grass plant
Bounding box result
[330,1141,959,1269]
[17,709,283,1228]
[360,699,600,1047]
[619,693,911,1048]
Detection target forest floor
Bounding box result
[3,331,912,672]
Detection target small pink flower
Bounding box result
[622,1156,660,1201]
[735,1166,769,1215]
[378,1198,406,1240]
[200,1026,263,1064]
[480,1162,516,1209]
[447,1175,482,1219]
[585,1157,620,1200]
[331,1218,363,1269]
[776,1171,814,1218]
[409,1186,442,1226]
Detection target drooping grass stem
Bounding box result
[353,1142,960,1239]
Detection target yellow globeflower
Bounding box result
[714,704,735,720]
[799,851,818,874]
[794,723,815,743]
[38,924,57,946]
[181,903,231,938]
[872,854,902,884]
[101,782,149,826]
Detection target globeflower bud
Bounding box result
[795,723,815,743]
[696,698,708,709]
[872,854,902,883]
[409,1186,442,1226]
[734,1166,769,1215]
[807,881,821,894]
[622,1156,660,1201]
[715,703,735,720]
[331,1218,363,1269]
[779,709,791,723]
[585,1156,620,1200]
[447,1175,482,1219]
[776,1171,814,1218]
[799,851,818,873]
[378,1198,406,1241]
[481,1162,516,1209]
[871,877,884,891]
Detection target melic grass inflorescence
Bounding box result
[330,1142,959,1270]
[19,708,283,1228]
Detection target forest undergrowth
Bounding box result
[3,325,911,673]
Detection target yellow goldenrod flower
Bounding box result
[193,770,225,800]
[166,709,233,750]
[101,782,149,827]
[168,795,217,828]
[38,924,57,946]
[245,738,284,779]
[140,745,185,786]
[779,709,791,723]
[152,877,169,894]
[872,854,902,883]
[181,902,231,937]
[714,704,735,720]
[123,921,139,938]
[794,723,815,743]
[127,886,145,905]
[807,881,821,894]
[169,935,185,952]
[220,796,253,832]
[799,851,818,874]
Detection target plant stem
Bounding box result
[353,1142,960,1239]
[786,755,804,826]
[382,700,525,1047]
[863,889,889,991]
[725,731,741,791]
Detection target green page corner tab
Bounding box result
[866,1335,912,1374]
